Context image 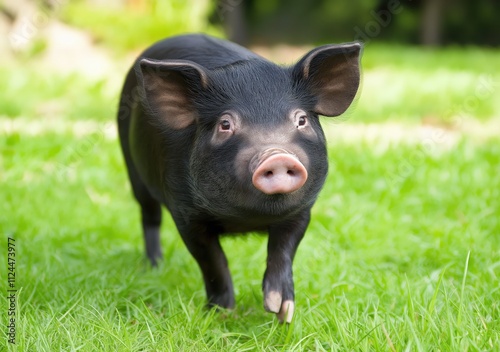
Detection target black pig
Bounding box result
[117,34,361,322]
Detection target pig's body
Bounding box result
[118,34,361,322]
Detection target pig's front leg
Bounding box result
[177,221,235,309]
[263,209,310,323]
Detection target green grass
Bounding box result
[2,123,499,351]
[1,44,500,350]
[354,44,500,123]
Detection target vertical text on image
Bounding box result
[7,237,17,345]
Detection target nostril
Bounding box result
[252,153,308,195]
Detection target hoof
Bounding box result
[264,290,294,323]
[276,300,294,323]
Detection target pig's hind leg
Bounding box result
[118,126,163,266]
[136,186,163,267]
[126,166,163,266]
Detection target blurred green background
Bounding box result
[1,1,499,351]
[1,0,499,124]
[3,0,499,53]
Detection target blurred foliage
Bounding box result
[1,0,498,54]
[0,64,115,120]
[444,0,499,45]
[212,0,500,46]
[60,0,223,53]
[238,0,377,44]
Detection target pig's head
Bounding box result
[137,43,361,220]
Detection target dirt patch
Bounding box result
[40,21,116,78]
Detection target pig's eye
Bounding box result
[297,115,307,127]
[219,119,232,131]
[212,113,238,144]
[292,110,309,129]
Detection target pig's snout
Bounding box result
[252,153,308,195]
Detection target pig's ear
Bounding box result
[293,43,362,117]
[136,58,209,129]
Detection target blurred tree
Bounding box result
[4,0,498,50]
[377,0,499,46]
[212,0,372,45]
[213,0,499,46]
[215,0,250,45]
[420,0,446,46]
[377,0,447,46]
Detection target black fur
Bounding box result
[117,34,361,319]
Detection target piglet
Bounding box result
[117,34,361,322]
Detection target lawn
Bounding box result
[1,42,499,350]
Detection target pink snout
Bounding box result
[252,154,308,195]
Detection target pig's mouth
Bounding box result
[250,148,308,196]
